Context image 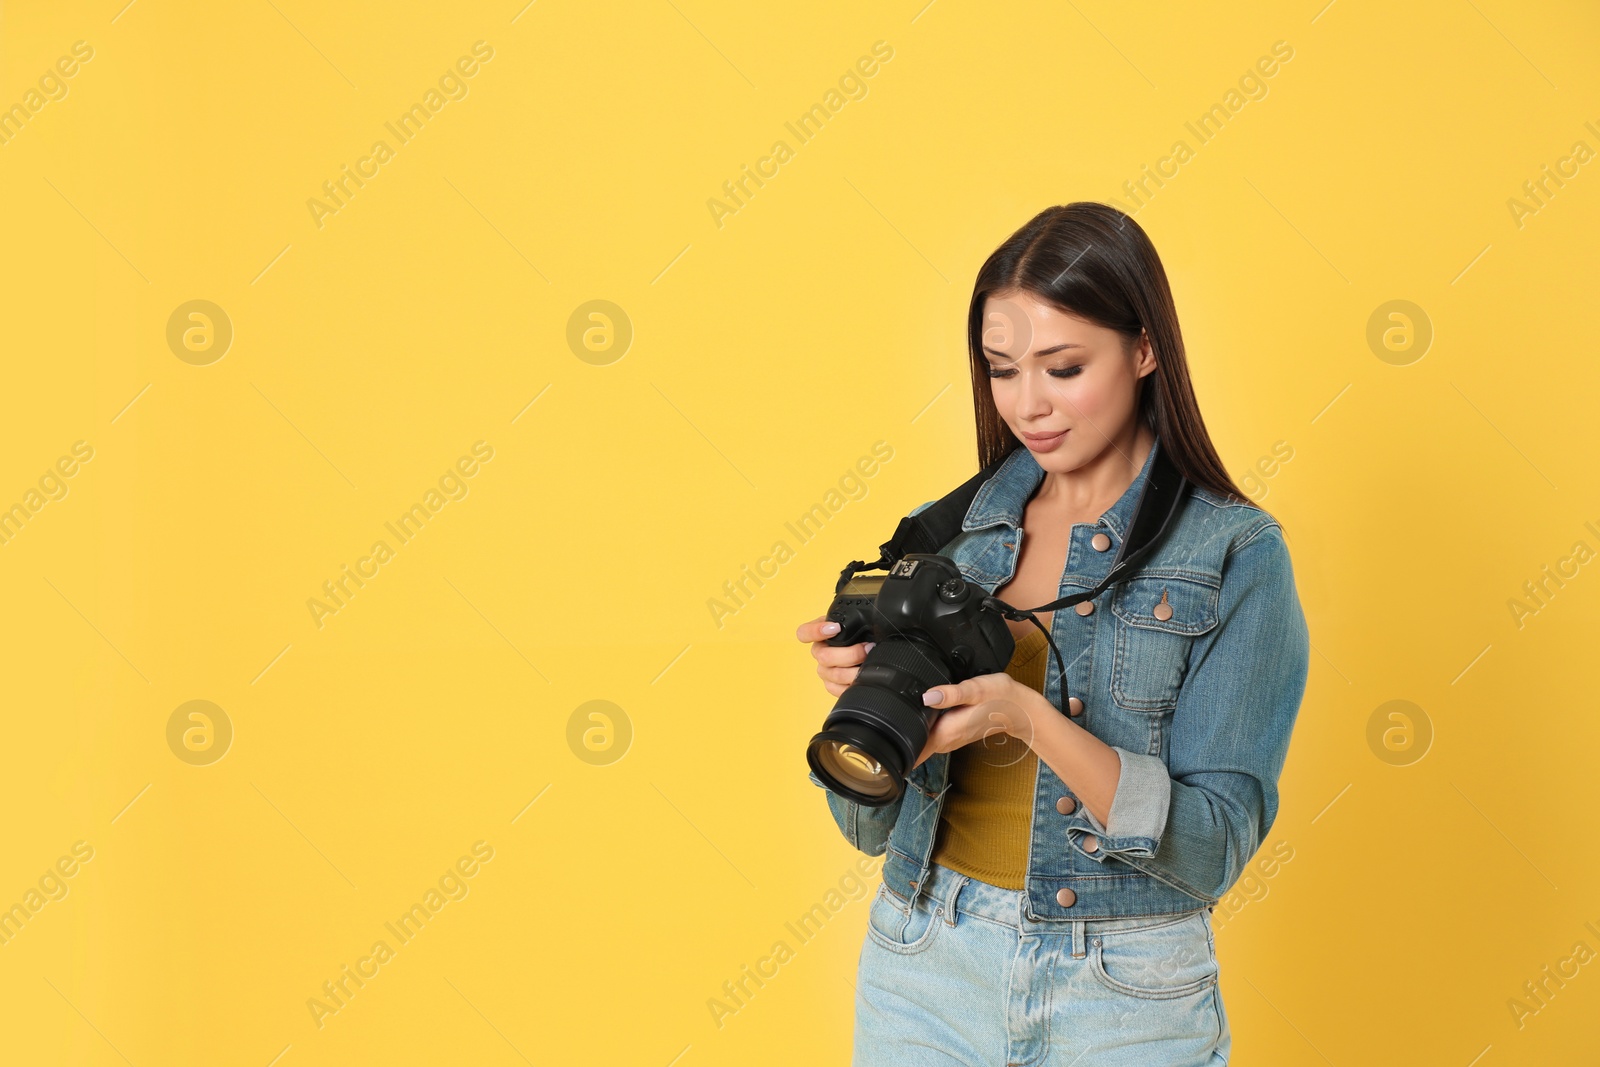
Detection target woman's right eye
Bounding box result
[986,367,1016,379]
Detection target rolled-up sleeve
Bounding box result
[1066,521,1310,901]
[809,770,905,856]
[1072,747,1173,857]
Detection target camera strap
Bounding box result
[834,458,1010,596]
[838,438,1191,712]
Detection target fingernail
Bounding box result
[821,621,841,635]
[863,642,876,653]
[922,690,942,706]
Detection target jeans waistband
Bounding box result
[916,861,1205,938]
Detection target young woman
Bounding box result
[797,202,1310,1065]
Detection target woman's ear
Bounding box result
[1131,329,1158,378]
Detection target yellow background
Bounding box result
[2,0,1598,1063]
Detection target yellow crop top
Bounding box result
[928,626,1049,890]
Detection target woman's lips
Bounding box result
[1020,429,1068,452]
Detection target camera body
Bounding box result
[808,553,1017,806]
[826,553,1015,674]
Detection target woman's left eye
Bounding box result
[1049,366,1083,379]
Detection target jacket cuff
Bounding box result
[1069,748,1171,860]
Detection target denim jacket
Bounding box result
[809,442,1311,920]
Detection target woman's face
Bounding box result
[979,289,1156,474]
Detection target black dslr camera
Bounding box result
[806,554,1019,807]
[804,437,1190,808]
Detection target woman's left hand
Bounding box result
[912,673,1053,768]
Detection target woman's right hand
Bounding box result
[796,615,875,698]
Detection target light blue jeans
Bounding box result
[854,862,1230,1065]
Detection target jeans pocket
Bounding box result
[865,883,944,956]
[1088,912,1219,1000]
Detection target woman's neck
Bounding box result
[1032,422,1155,522]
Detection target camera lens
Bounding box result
[814,740,892,800]
[806,636,952,806]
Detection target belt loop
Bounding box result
[943,875,968,926]
[1072,919,1087,959]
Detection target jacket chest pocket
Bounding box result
[1108,573,1220,713]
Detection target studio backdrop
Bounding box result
[1,1,1596,1064]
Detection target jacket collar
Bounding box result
[961,438,1161,542]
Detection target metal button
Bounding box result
[1074,600,1094,616]
[1067,696,1084,717]
[1056,795,1077,815]
[1082,834,1099,853]
[1091,532,1111,552]
[1056,887,1077,907]
[1152,588,1173,621]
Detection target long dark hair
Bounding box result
[966,202,1251,507]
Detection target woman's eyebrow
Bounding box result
[982,342,1086,359]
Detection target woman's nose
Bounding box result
[1018,369,1053,417]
